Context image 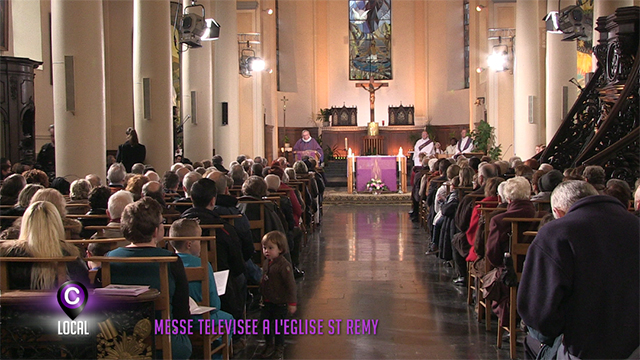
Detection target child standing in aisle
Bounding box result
[259,231,297,359]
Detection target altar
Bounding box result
[347,155,407,194]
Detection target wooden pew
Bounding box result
[0,256,80,291]
[164,236,218,272]
[468,207,507,331]
[496,217,543,359]
[220,214,242,227]
[91,256,178,360]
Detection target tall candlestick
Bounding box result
[345,137,348,150]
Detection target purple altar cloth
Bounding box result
[356,156,398,192]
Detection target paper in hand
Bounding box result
[213,270,229,296]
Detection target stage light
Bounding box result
[487,45,509,72]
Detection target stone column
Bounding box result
[182,0,214,164]
[133,0,173,173]
[51,0,106,179]
[514,0,542,159]
[213,0,240,164]
[545,0,578,143]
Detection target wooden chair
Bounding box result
[91,256,178,360]
[65,238,126,252]
[220,214,242,227]
[66,214,110,220]
[531,199,551,213]
[237,199,267,272]
[164,236,219,272]
[0,256,80,292]
[181,237,230,360]
[468,207,507,331]
[496,217,543,359]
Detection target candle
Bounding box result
[345,137,348,150]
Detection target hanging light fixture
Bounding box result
[239,41,266,78]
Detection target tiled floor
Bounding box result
[239,204,521,359]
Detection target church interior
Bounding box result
[0,0,639,359]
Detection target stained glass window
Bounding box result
[349,0,392,80]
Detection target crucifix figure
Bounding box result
[356,76,388,123]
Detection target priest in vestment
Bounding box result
[455,129,474,155]
[293,129,324,162]
[412,131,435,166]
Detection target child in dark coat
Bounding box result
[259,231,297,359]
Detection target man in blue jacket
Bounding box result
[518,180,639,359]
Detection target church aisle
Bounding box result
[247,204,519,359]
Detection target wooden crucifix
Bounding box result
[356,76,388,123]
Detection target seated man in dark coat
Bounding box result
[518,181,639,359]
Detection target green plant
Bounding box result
[324,144,340,160]
[316,108,331,124]
[408,133,421,146]
[470,121,494,154]
[488,144,503,161]
[425,121,436,142]
[283,135,290,144]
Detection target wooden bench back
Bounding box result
[0,256,80,292]
[91,256,178,360]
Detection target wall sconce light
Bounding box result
[475,5,485,12]
[239,41,265,77]
[476,67,485,73]
[263,8,274,15]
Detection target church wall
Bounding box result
[425,0,469,127]
[103,0,134,153]
[260,0,279,159]
[277,0,472,137]
[277,0,316,134]
[238,10,256,157]
[487,2,515,160]
[33,0,54,153]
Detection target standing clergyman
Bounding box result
[412,131,434,166]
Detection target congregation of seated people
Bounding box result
[0,153,324,360]
[414,152,639,359]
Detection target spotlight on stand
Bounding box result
[487,45,509,72]
[201,18,221,41]
[543,5,590,41]
[180,1,220,48]
[239,41,265,78]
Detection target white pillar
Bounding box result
[133,0,173,173]
[51,0,106,179]
[213,0,240,164]
[545,0,578,144]
[594,0,633,21]
[514,0,542,159]
[182,4,214,164]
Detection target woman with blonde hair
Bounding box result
[31,188,83,239]
[0,201,89,289]
[67,179,91,215]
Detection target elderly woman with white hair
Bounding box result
[67,179,92,214]
[485,176,538,326]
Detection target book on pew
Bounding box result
[189,297,216,315]
[94,284,150,296]
[213,270,229,296]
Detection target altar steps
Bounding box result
[322,160,348,187]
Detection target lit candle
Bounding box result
[345,137,348,150]
[348,148,352,157]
